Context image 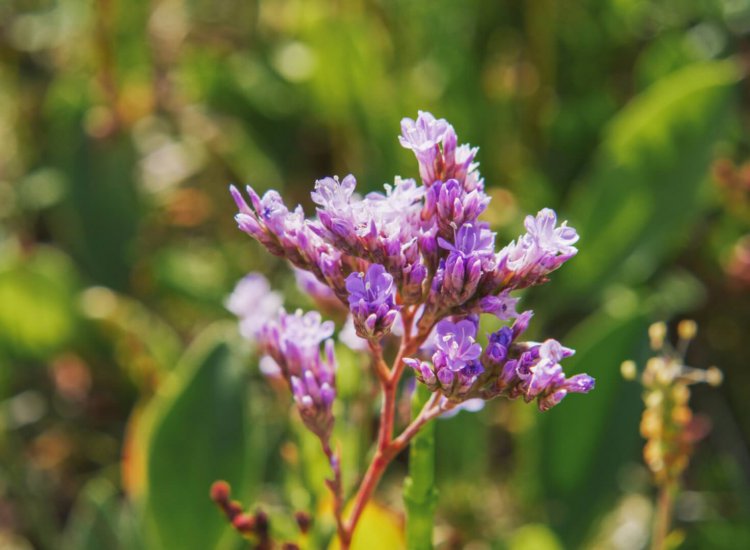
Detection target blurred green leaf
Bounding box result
[557,60,741,307]
[0,246,79,360]
[79,286,182,382]
[508,523,563,550]
[535,309,648,546]
[141,322,254,550]
[62,477,141,550]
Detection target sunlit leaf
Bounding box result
[141,322,254,550]
[556,60,741,307]
[535,310,648,546]
[0,246,79,360]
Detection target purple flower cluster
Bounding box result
[345,264,400,340]
[230,110,593,415]
[256,309,337,439]
[407,312,595,409]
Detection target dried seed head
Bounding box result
[706,366,723,387]
[649,322,667,350]
[621,360,638,380]
[677,319,697,342]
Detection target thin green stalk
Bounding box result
[403,384,438,550]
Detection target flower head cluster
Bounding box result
[622,321,722,486]
[257,308,337,439]
[345,264,400,340]
[231,110,593,416]
[407,312,594,409]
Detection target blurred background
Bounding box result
[2,0,750,548]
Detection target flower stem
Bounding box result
[404,383,438,550]
[651,481,675,550]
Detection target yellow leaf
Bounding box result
[329,502,405,550]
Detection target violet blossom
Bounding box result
[226,273,283,341]
[230,110,592,417]
[345,264,400,340]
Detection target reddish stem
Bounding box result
[327,310,441,549]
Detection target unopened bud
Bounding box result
[649,322,667,350]
[226,501,243,520]
[254,509,270,536]
[210,480,231,504]
[677,319,697,341]
[294,511,312,534]
[621,360,638,380]
[706,366,723,387]
[232,513,255,533]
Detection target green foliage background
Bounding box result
[1,0,750,548]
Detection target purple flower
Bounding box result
[479,290,519,320]
[257,308,337,439]
[424,178,490,241]
[230,185,351,298]
[310,175,425,300]
[399,112,484,192]
[226,273,283,341]
[289,338,337,439]
[399,111,450,184]
[495,208,579,289]
[433,319,482,372]
[503,338,593,411]
[257,308,335,378]
[345,264,400,340]
[434,223,496,306]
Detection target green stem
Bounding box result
[403,384,437,550]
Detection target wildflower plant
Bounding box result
[621,320,722,550]
[219,112,595,547]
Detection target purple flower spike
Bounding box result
[290,358,337,440]
[513,339,593,411]
[257,308,337,439]
[425,178,490,241]
[346,264,400,340]
[257,308,335,379]
[399,111,484,192]
[495,208,579,289]
[230,185,352,300]
[434,223,497,306]
[399,111,451,185]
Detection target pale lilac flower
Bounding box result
[399,111,450,184]
[226,273,283,341]
[231,185,352,298]
[257,309,337,439]
[257,308,335,378]
[433,319,482,372]
[310,175,426,300]
[479,290,519,320]
[345,264,400,340]
[495,208,579,289]
[399,111,484,191]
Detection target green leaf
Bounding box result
[0,246,80,360]
[557,60,741,306]
[535,309,649,546]
[404,384,437,550]
[141,322,254,550]
[62,477,141,550]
